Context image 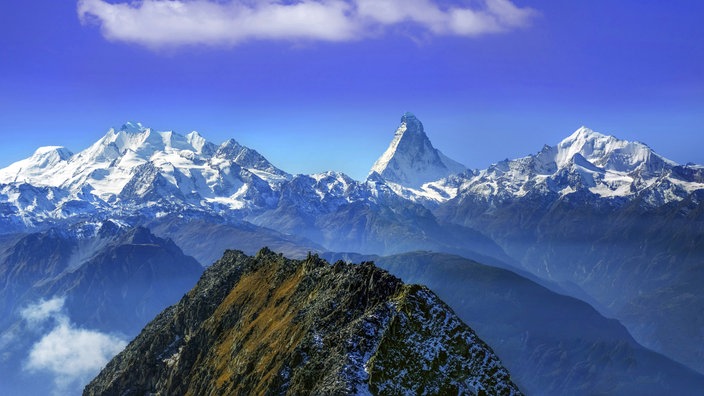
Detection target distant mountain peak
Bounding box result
[0,146,74,184]
[456,125,695,204]
[0,123,291,220]
[555,126,672,173]
[97,125,216,159]
[370,113,465,188]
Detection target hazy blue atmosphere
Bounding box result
[1,0,702,180]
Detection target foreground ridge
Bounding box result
[84,248,521,395]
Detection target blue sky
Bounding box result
[1,0,702,180]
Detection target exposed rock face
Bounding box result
[84,249,521,395]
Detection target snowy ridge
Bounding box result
[380,174,467,207]
[451,126,704,205]
[0,123,292,228]
[0,146,73,184]
[368,121,702,207]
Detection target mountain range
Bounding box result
[0,113,702,394]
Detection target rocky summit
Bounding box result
[84,248,521,396]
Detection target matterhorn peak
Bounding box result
[369,113,466,188]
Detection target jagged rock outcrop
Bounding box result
[84,248,521,395]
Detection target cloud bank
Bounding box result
[21,298,128,395]
[77,0,537,48]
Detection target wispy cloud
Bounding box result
[77,0,537,48]
[21,298,128,396]
[20,297,65,325]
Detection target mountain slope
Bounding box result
[365,251,704,396]
[0,223,204,395]
[250,171,511,262]
[85,249,521,395]
[34,226,204,334]
[0,223,203,333]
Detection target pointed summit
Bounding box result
[400,112,424,134]
[370,113,465,188]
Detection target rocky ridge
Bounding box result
[84,248,521,395]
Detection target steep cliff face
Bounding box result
[84,249,521,396]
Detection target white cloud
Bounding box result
[77,0,537,48]
[20,298,128,396]
[20,297,65,325]
[355,0,447,30]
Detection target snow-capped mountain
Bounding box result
[448,126,704,206]
[0,119,508,262]
[367,121,703,209]
[0,123,290,230]
[370,112,466,189]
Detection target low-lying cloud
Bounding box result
[20,297,65,325]
[21,298,127,395]
[77,0,537,48]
